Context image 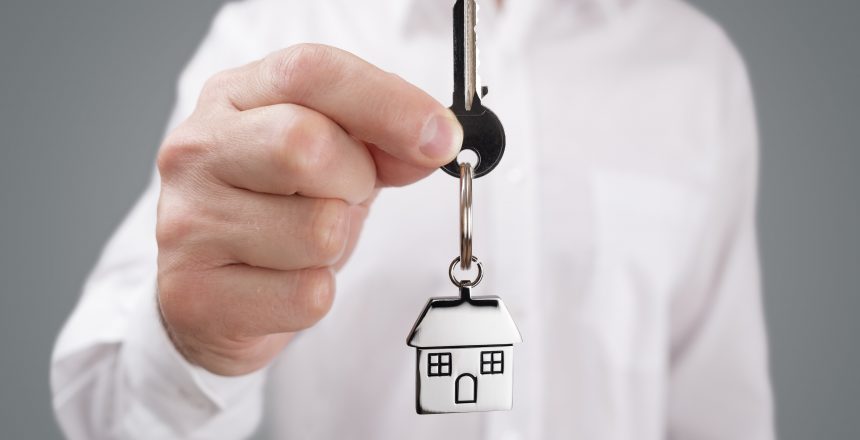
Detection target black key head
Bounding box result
[442,100,506,178]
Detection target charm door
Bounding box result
[455,373,477,404]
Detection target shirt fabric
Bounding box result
[51,0,775,438]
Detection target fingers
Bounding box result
[366,143,440,187]
[157,187,355,271]
[199,44,463,176]
[203,104,378,204]
[216,193,352,271]
[160,266,336,338]
[333,201,373,271]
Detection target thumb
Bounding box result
[366,110,463,187]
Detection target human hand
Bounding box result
[155,44,462,375]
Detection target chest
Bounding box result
[263,2,713,437]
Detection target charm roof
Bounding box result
[406,295,522,348]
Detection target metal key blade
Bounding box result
[452,0,480,112]
[464,0,477,111]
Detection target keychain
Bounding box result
[406,0,521,415]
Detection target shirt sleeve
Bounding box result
[666,39,776,439]
[51,2,275,438]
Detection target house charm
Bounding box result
[406,285,522,414]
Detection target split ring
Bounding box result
[449,256,483,288]
[459,162,473,270]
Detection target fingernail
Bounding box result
[419,112,462,161]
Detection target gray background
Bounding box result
[0,0,856,438]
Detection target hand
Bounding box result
[155,44,462,376]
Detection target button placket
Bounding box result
[479,18,542,440]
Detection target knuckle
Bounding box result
[156,220,191,254]
[277,110,335,175]
[296,268,336,325]
[306,199,350,264]
[157,271,208,335]
[198,70,234,104]
[266,44,332,99]
[156,198,198,250]
[156,124,209,179]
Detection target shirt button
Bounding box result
[507,167,524,184]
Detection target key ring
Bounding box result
[449,256,483,288]
[459,162,473,270]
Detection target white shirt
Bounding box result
[51,0,775,438]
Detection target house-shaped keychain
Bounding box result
[407,285,522,414]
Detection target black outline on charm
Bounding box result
[455,373,478,404]
[428,352,453,377]
[480,350,504,375]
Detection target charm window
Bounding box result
[428,353,452,376]
[480,351,504,374]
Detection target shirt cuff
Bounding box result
[120,284,266,436]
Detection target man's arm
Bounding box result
[51,174,269,439]
[51,2,462,438]
[51,4,271,437]
[666,32,775,439]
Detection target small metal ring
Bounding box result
[459,162,473,270]
[449,256,483,288]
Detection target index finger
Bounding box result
[203,44,463,173]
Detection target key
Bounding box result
[441,0,506,179]
[405,1,521,415]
